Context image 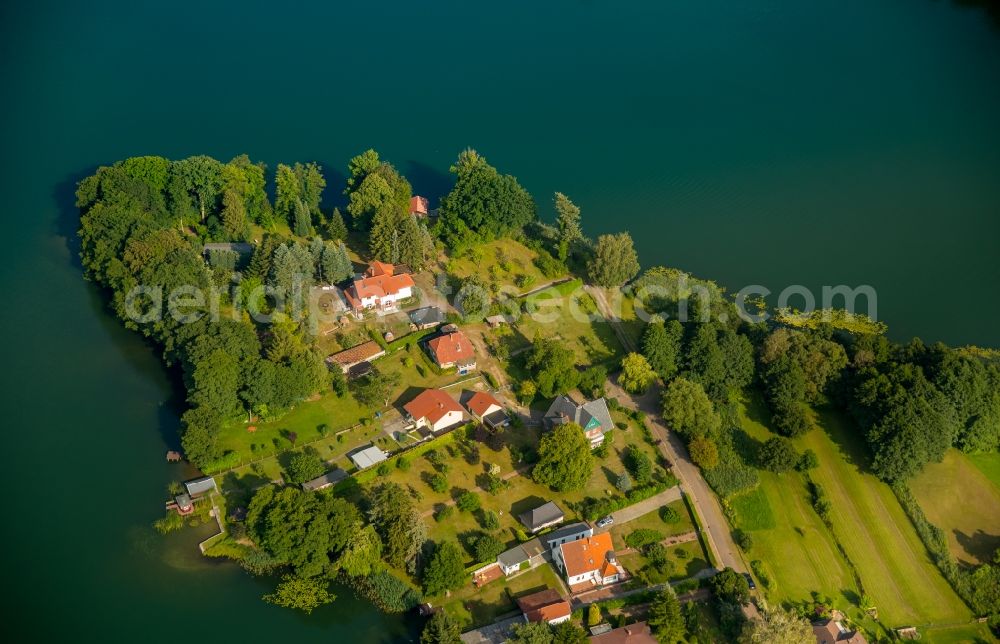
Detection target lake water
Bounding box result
[2,0,999,640]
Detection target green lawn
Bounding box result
[801,406,972,627]
[513,281,627,368]
[438,562,565,628]
[732,396,859,611]
[920,622,999,644]
[213,348,478,479]
[445,238,558,294]
[618,540,710,585]
[910,449,1000,566]
[366,409,667,579]
[609,500,694,546]
[968,451,1000,489]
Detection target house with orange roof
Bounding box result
[426,329,477,374]
[403,388,466,434]
[554,532,623,591]
[409,195,430,217]
[515,588,571,626]
[465,391,509,429]
[343,261,415,317]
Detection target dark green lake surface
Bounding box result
[1,0,998,640]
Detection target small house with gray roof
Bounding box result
[519,501,565,533]
[543,395,613,448]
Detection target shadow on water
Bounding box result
[315,161,348,211]
[54,164,187,452]
[953,0,1000,30]
[52,166,97,271]
[403,159,453,202]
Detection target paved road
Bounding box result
[605,379,747,574]
[593,485,682,532]
[586,286,746,574]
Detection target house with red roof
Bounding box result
[554,532,623,592]
[515,588,571,626]
[426,329,477,374]
[344,261,415,317]
[409,195,430,217]
[403,388,466,434]
[465,391,509,429]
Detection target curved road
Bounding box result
[586,286,747,574]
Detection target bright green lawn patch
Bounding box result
[801,407,972,627]
[609,500,694,546]
[438,563,564,628]
[968,451,1000,489]
[732,395,859,609]
[729,488,776,531]
[920,622,999,644]
[910,449,1000,566]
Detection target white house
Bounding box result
[344,261,415,316]
[403,388,466,433]
[556,533,622,590]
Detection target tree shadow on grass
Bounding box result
[814,404,874,474]
[954,529,1000,567]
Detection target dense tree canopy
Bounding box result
[437,149,536,250]
[366,482,427,570]
[246,485,360,578]
[661,377,722,440]
[587,232,640,288]
[532,422,595,491]
[524,336,580,398]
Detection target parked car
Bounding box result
[742,572,757,590]
[596,516,614,528]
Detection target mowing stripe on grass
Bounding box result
[801,408,971,627]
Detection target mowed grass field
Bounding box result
[801,407,972,627]
[734,398,860,609]
[911,449,1000,566]
[968,451,1000,489]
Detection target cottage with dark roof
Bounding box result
[544,395,613,448]
[543,522,593,551]
[302,469,348,492]
[409,306,446,330]
[519,501,565,533]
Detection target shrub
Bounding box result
[659,505,681,524]
[473,533,505,562]
[796,448,819,471]
[396,456,411,471]
[434,505,455,522]
[733,528,753,551]
[624,528,663,549]
[429,473,449,494]
[376,462,391,476]
[481,509,501,531]
[457,491,481,513]
[345,569,420,613]
[645,542,669,569]
[587,604,602,627]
